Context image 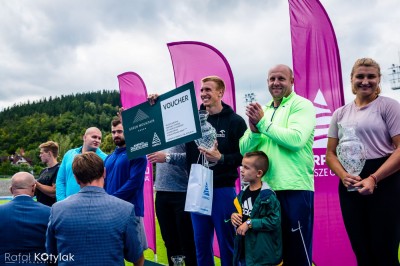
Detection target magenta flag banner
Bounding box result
[118,72,156,254]
[168,41,236,111]
[288,0,356,265]
[118,72,148,109]
[168,41,239,257]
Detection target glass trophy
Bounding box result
[171,255,185,266]
[195,110,217,166]
[336,124,366,191]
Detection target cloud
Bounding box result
[0,0,399,111]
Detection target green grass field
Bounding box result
[127,215,221,265]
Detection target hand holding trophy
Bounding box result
[336,124,366,191]
[195,110,217,167]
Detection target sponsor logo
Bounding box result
[152,133,161,147]
[202,183,210,200]
[130,142,148,152]
[313,89,333,148]
[128,118,155,131]
[133,109,150,123]
[216,129,225,138]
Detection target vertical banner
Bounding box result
[288,0,356,265]
[167,41,236,110]
[168,41,238,257]
[118,72,156,254]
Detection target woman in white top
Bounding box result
[326,58,400,266]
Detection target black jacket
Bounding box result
[186,102,247,188]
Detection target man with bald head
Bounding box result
[0,172,50,265]
[240,64,316,266]
[56,127,107,201]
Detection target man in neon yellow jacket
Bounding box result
[239,64,316,266]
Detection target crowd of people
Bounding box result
[0,58,399,266]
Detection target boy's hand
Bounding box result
[236,222,249,236]
[231,213,242,227]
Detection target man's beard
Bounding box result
[114,138,125,147]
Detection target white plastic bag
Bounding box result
[184,155,213,216]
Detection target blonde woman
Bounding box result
[326,58,400,265]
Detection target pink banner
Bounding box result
[118,72,148,108]
[288,0,355,265]
[117,72,156,254]
[168,41,238,258]
[168,41,236,111]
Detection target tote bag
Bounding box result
[184,155,213,216]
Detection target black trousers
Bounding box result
[155,191,197,266]
[276,190,314,266]
[339,156,400,266]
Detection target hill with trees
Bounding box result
[0,90,122,175]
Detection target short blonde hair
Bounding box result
[201,76,226,93]
[39,141,59,157]
[351,58,381,95]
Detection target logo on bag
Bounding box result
[202,183,210,200]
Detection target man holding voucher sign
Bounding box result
[186,76,247,266]
[148,77,246,265]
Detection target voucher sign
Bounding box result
[122,82,201,159]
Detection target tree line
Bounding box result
[0,90,122,175]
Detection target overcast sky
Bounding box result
[1,0,399,117]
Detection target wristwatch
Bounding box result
[246,219,252,229]
[165,153,171,163]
